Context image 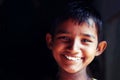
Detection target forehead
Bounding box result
[54,18,98,40]
[55,18,97,34]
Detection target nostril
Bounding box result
[81,57,85,59]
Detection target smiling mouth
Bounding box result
[64,55,81,61]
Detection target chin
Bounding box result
[64,67,81,74]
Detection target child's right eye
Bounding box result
[57,36,70,42]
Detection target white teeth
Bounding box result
[65,55,80,61]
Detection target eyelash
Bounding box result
[58,36,70,41]
[57,36,92,43]
[81,39,92,43]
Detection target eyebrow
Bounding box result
[81,33,95,39]
[56,30,95,39]
[56,30,70,34]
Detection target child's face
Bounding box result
[46,19,107,74]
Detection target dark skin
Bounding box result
[46,19,107,80]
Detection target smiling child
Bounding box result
[46,1,107,80]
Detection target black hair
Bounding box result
[49,1,103,42]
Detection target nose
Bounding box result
[68,38,81,54]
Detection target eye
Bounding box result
[81,39,92,43]
[58,36,70,42]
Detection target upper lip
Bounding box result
[65,55,80,58]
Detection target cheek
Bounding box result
[83,46,97,57]
[52,42,66,55]
[53,41,67,49]
[84,47,97,63]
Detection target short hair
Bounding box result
[49,1,103,42]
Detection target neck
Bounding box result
[58,68,91,80]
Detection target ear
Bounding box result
[96,41,107,56]
[46,33,53,50]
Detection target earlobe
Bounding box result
[96,41,107,56]
[46,33,53,50]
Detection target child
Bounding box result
[46,1,107,80]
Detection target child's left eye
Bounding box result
[81,39,92,43]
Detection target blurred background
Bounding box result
[0,0,120,80]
